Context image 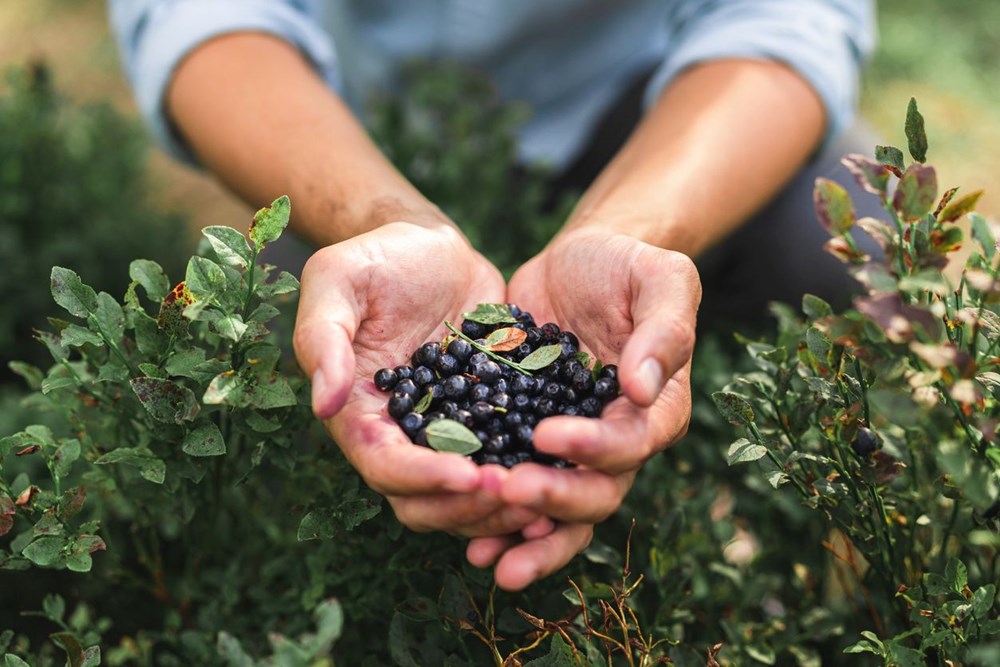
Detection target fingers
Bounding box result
[467,534,520,569]
[392,493,543,537]
[618,250,700,406]
[500,462,635,523]
[528,371,690,473]
[330,408,484,495]
[293,247,361,419]
[493,523,594,591]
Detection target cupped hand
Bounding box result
[468,229,701,590]
[293,222,549,538]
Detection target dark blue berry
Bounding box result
[544,382,564,401]
[510,373,533,395]
[436,353,460,375]
[851,427,879,457]
[525,327,544,346]
[469,382,491,402]
[515,424,534,444]
[412,365,436,386]
[415,342,442,367]
[447,337,473,362]
[580,397,602,417]
[535,398,557,417]
[469,351,488,366]
[512,393,532,412]
[388,393,414,419]
[394,365,414,381]
[482,453,503,466]
[374,368,398,391]
[572,370,594,393]
[541,322,560,340]
[400,412,424,437]
[599,365,618,381]
[489,392,512,410]
[594,377,619,401]
[443,374,471,400]
[462,320,488,339]
[469,401,494,424]
[473,360,501,384]
[484,434,510,455]
[453,409,474,429]
[486,417,505,435]
[395,379,419,400]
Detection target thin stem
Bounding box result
[444,321,534,375]
[241,246,260,322]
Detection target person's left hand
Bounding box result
[466,229,701,590]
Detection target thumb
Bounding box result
[618,250,700,406]
[293,253,361,420]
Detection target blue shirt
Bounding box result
[108,0,875,170]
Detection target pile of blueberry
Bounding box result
[373,304,620,468]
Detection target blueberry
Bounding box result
[414,428,429,447]
[462,320,488,339]
[558,331,579,349]
[594,377,619,401]
[563,387,580,405]
[453,409,474,429]
[525,327,544,346]
[507,304,522,318]
[572,370,595,393]
[443,374,471,400]
[469,351,488,366]
[512,393,532,412]
[560,359,584,382]
[374,368,398,391]
[515,424,534,444]
[447,337,473,362]
[561,405,580,417]
[486,417,505,436]
[513,343,533,360]
[535,397,557,417]
[492,378,509,395]
[425,382,445,403]
[500,453,518,469]
[599,364,618,381]
[484,434,509,455]
[543,382,564,402]
[394,365,414,381]
[541,322,560,341]
[504,411,525,430]
[388,393,414,419]
[469,401,494,424]
[441,400,459,417]
[489,392,512,410]
[469,382,491,402]
[580,397,602,417]
[413,365,436,386]
[415,342,442,367]
[395,379,419,401]
[482,453,503,466]
[436,353,461,375]
[510,373,533,395]
[473,360,501,384]
[851,427,879,457]
[400,412,424,437]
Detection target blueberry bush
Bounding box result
[2,62,998,666]
[0,62,189,383]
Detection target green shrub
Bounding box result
[2,63,998,667]
[0,62,190,379]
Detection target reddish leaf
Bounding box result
[15,444,41,457]
[823,237,867,264]
[937,189,984,224]
[75,534,107,554]
[841,154,890,196]
[157,281,195,335]
[0,495,14,537]
[814,178,856,235]
[934,187,959,217]
[484,327,527,352]
[855,217,895,254]
[59,486,87,521]
[855,293,942,343]
[15,485,39,507]
[893,164,937,221]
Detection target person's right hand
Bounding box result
[293,222,551,538]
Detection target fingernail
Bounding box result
[311,367,329,418]
[637,357,663,400]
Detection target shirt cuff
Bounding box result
[642,1,875,149]
[126,0,341,165]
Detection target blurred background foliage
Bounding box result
[1,2,998,664]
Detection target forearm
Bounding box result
[563,59,825,257]
[167,32,448,246]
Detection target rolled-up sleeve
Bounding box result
[108,0,341,164]
[644,0,876,146]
